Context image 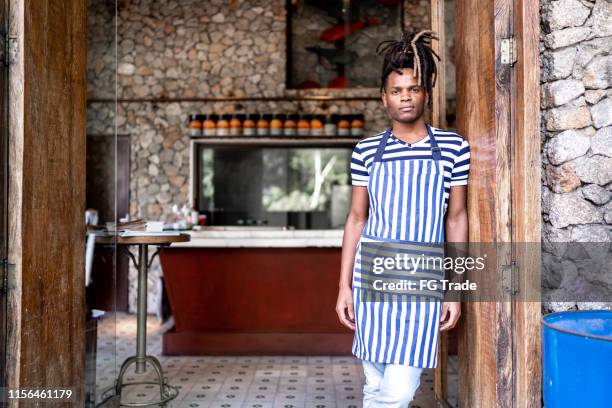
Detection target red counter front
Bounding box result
[159,247,354,355]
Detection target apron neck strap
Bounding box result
[373,125,441,163]
[373,128,392,163]
[426,124,442,161]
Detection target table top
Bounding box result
[95,233,191,246]
[174,229,344,248]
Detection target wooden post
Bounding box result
[455,0,513,405]
[512,0,542,405]
[430,0,449,404]
[431,0,447,129]
[6,0,87,404]
[455,0,542,406]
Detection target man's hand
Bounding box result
[439,301,461,331]
[335,286,355,330]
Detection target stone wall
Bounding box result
[540,0,611,312]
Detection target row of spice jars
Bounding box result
[187,113,365,137]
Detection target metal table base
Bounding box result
[114,244,178,407]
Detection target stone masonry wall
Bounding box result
[540,0,611,312]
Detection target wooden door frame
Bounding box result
[6,0,87,403]
[3,0,541,405]
[433,0,541,406]
[0,0,8,392]
[511,0,542,405]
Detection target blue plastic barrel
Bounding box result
[542,310,612,408]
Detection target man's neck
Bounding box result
[391,119,428,144]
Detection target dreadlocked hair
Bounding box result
[376,29,441,111]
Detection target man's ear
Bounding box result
[381,92,387,108]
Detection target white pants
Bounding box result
[361,360,423,408]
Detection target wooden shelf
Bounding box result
[189,136,362,146]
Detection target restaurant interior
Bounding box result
[84,0,460,406]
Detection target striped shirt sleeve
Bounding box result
[351,144,369,187]
[450,138,470,186]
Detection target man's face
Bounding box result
[382,68,428,123]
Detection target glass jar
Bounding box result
[337,114,351,136]
[350,114,365,137]
[256,113,269,136]
[310,114,324,136]
[270,113,283,136]
[229,114,242,136]
[285,114,298,136]
[243,113,256,136]
[202,114,217,137]
[188,114,202,137]
[297,114,310,136]
[217,114,231,136]
[324,114,337,136]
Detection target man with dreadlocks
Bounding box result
[336,29,470,407]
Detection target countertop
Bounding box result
[169,228,344,248]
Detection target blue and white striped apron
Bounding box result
[352,124,445,368]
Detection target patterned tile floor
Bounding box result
[93,313,457,407]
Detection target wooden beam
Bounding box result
[7,0,25,396]
[0,0,9,389]
[455,0,515,406]
[430,0,448,402]
[494,0,514,405]
[7,0,87,403]
[512,0,542,405]
[457,0,496,404]
[456,0,542,405]
[431,0,447,129]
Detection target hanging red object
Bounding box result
[319,17,380,43]
[328,76,348,88]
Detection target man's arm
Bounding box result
[335,186,369,330]
[440,185,468,331]
[446,185,468,240]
